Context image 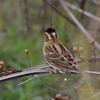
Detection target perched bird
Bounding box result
[43,26,79,73]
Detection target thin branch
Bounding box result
[60,0,100,50]
[0,64,49,82]
[85,70,100,75]
[18,73,51,86]
[85,92,100,100]
[64,1,100,22]
[92,0,100,5]
[23,0,31,33]
[87,55,100,62]
[43,0,76,26]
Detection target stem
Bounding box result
[26,54,31,67]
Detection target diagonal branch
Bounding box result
[60,0,100,50]
[64,1,100,22]
[43,0,76,26]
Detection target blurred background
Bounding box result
[0,0,100,100]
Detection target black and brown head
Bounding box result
[44,26,58,42]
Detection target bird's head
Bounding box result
[44,26,58,42]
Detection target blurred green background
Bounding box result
[0,0,100,100]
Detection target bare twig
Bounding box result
[87,55,100,62]
[85,92,100,100]
[75,77,86,89]
[23,0,31,33]
[18,73,51,86]
[60,0,100,50]
[43,0,76,26]
[64,1,100,22]
[76,55,100,62]
[92,0,100,5]
[0,64,50,82]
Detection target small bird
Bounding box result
[43,26,79,73]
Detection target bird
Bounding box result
[43,26,79,73]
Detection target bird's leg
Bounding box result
[45,66,57,74]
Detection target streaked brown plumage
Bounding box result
[43,26,78,73]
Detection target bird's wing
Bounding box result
[44,44,78,70]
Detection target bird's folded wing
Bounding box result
[46,52,75,70]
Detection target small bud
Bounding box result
[73,47,78,52]
[55,93,62,99]
[89,40,95,45]
[0,60,4,68]
[79,47,83,52]
[24,49,30,54]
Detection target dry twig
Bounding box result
[60,0,100,50]
[43,0,76,26]
[64,1,100,22]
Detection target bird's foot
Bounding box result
[46,67,57,74]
